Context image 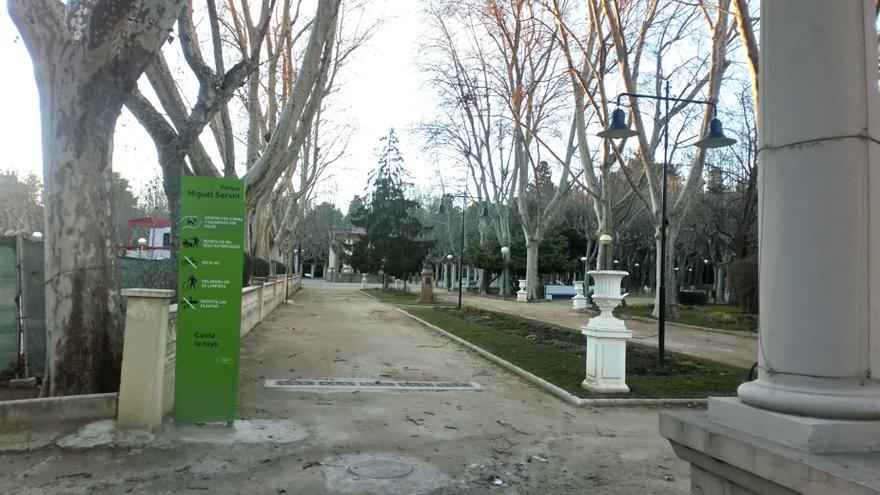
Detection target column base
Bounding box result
[517,291,527,302]
[709,397,880,453]
[660,408,880,494]
[738,374,880,420]
[581,379,629,394]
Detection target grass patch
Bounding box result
[403,305,746,399]
[616,303,757,333]
[362,288,453,306]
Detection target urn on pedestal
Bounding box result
[582,270,631,393]
[571,281,588,310]
[517,279,528,302]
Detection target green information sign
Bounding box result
[174,176,245,423]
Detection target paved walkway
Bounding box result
[431,290,757,368]
[3,281,690,494]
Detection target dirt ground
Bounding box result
[1,281,690,494]
[433,289,757,368]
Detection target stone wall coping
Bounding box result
[121,288,175,299]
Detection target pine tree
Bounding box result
[349,129,432,288]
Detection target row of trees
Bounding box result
[303,123,754,309]
[7,0,762,395]
[418,0,760,316]
[8,0,369,395]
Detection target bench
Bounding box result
[544,285,578,300]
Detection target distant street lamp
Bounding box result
[703,258,710,290]
[598,234,613,270]
[598,82,736,366]
[580,255,589,293]
[446,253,454,293]
[137,237,147,258]
[634,262,641,291]
[501,246,510,299]
[437,193,468,309]
[437,194,468,309]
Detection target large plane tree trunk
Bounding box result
[10,0,184,395]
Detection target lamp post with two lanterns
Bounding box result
[597,82,736,366]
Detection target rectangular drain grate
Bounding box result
[264,378,482,391]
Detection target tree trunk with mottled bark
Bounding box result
[525,240,540,300]
[9,0,184,395]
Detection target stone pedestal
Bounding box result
[419,270,434,302]
[571,282,587,310]
[581,270,630,393]
[118,289,174,431]
[660,409,880,495]
[360,274,368,289]
[516,279,528,302]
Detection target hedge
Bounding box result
[678,290,708,306]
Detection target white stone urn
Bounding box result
[572,281,588,310]
[360,274,368,289]
[581,270,632,393]
[517,278,528,302]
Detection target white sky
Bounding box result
[0,0,446,214]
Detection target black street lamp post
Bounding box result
[501,246,510,299]
[598,81,736,366]
[437,193,468,309]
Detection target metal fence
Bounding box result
[0,245,175,379]
[0,237,45,379]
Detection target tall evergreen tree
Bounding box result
[349,129,432,288]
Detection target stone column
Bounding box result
[661,4,880,493]
[118,289,174,431]
[258,280,267,322]
[419,269,435,302]
[737,0,880,420]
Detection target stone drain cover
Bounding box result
[347,458,414,479]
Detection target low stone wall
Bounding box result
[0,276,301,429]
[0,393,118,427]
[161,275,300,415]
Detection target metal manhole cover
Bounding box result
[347,458,414,479]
